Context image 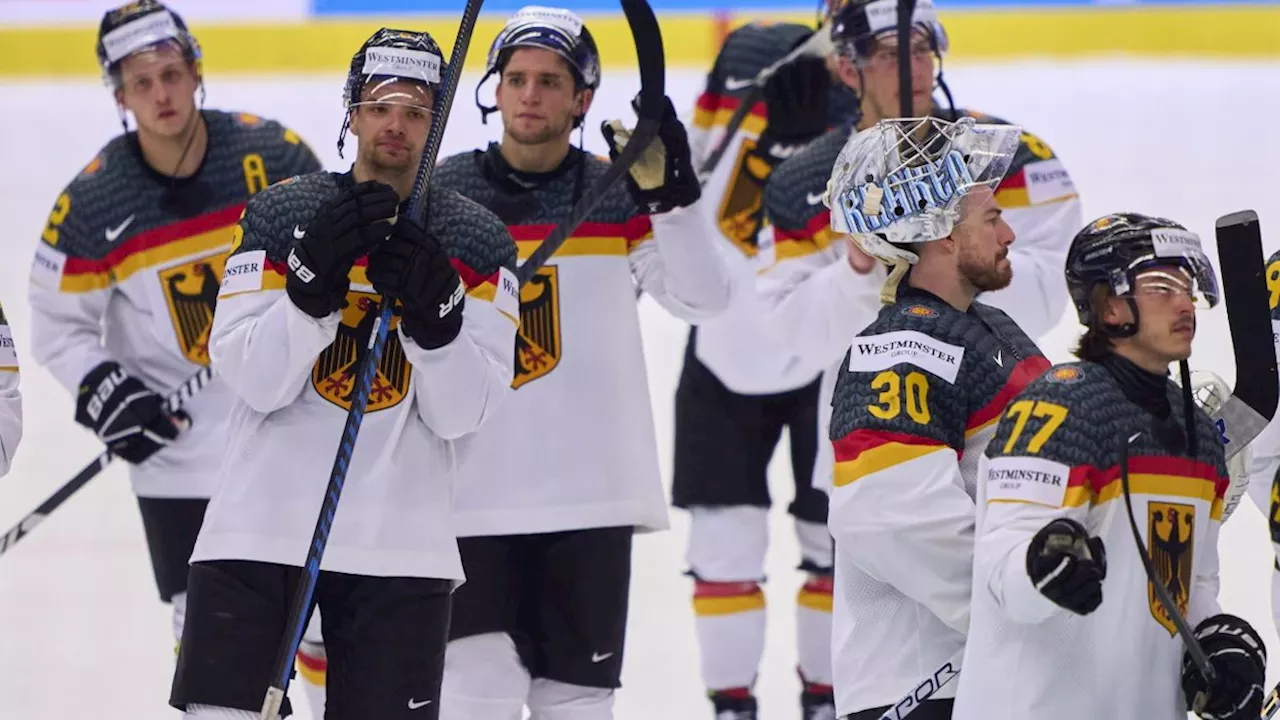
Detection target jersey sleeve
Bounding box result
[827,326,976,634]
[628,201,734,324]
[404,187,519,440]
[27,176,119,393]
[210,175,343,414]
[0,305,21,477]
[976,129,1082,340]
[974,369,1112,625]
[756,149,885,376]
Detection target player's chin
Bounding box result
[374,146,419,169]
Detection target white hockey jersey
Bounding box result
[190,172,519,579]
[432,146,732,537]
[826,288,1048,715]
[0,304,21,478]
[1244,246,1280,637]
[954,362,1230,720]
[26,110,322,498]
[759,111,1083,492]
[683,21,859,395]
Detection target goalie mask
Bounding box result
[1065,212,1221,337]
[475,6,601,126]
[824,116,1020,300]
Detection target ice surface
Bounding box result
[1,61,1279,718]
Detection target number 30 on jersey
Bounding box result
[868,370,932,424]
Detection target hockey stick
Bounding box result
[256,7,483,718]
[896,0,915,118]
[514,0,666,287]
[693,25,833,186]
[1211,210,1277,456]
[873,647,963,720]
[1264,682,1279,718]
[1118,430,1217,692]
[0,364,214,558]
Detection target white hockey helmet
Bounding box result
[823,116,1021,299]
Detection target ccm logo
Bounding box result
[287,248,316,283]
[439,279,465,318]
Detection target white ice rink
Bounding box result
[2,60,1280,718]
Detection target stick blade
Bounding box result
[1215,209,1278,424]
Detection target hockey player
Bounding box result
[1241,247,1280,644]
[434,6,726,720]
[0,304,21,478]
[27,0,320,654]
[824,116,1050,719]
[166,28,519,719]
[675,20,859,719]
[758,0,1083,501]
[953,213,1266,720]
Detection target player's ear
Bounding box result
[578,87,594,118]
[1101,292,1130,325]
[347,109,360,137]
[835,54,862,94]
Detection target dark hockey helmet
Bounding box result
[1065,212,1221,332]
[338,28,444,157]
[96,0,201,88]
[829,0,948,60]
[475,6,601,125]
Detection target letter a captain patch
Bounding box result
[1148,501,1195,636]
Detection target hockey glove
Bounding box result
[1183,614,1267,720]
[286,180,399,319]
[366,215,465,350]
[601,95,701,215]
[1026,517,1107,615]
[755,49,830,165]
[76,361,184,465]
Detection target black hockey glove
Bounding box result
[76,361,185,465]
[1183,614,1267,720]
[1026,517,1106,615]
[366,215,465,350]
[755,50,830,166]
[601,95,701,215]
[286,180,399,319]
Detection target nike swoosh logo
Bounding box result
[993,351,1003,367]
[592,652,614,663]
[407,698,432,710]
[723,77,754,91]
[293,225,306,239]
[806,192,826,206]
[105,214,135,242]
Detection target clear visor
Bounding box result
[349,76,434,114]
[1120,257,1220,310]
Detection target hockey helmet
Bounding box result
[96,0,201,88]
[1065,213,1220,332]
[338,28,444,157]
[829,0,948,60]
[475,6,601,125]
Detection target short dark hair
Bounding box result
[1071,283,1114,362]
